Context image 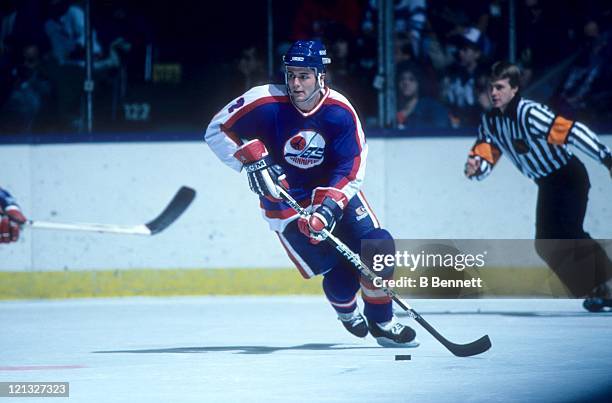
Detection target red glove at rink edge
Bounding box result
[0,206,27,243]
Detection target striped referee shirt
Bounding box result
[469,95,612,180]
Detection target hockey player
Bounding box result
[0,187,27,243]
[205,40,418,347]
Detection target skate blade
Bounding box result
[375,337,420,348]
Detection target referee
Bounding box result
[465,61,612,311]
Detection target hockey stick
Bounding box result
[277,186,491,357]
[26,186,196,236]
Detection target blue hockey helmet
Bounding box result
[282,40,331,73]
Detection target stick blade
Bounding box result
[414,313,492,357]
[445,335,492,357]
[145,186,196,235]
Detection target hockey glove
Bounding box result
[0,189,27,243]
[234,139,289,200]
[298,197,343,245]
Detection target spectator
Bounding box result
[237,45,267,91]
[43,0,130,131]
[440,28,486,128]
[516,0,573,75]
[395,31,417,65]
[0,1,17,57]
[45,0,128,71]
[0,3,17,111]
[557,18,612,122]
[291,0,364,41]
[467,0,506,61]
[475,73,492,112]
[1,0,49,59]
[94,3,153,84]
[1,0,50,114]
[420,18,454,72]
[426,1,493,69]
[0,43,52,133]
[325,33,353,92]
[394,0,428,58]
[45,0,102,67]
[396,63,450,129]
[324,26,373,118]
[361,0,427,56]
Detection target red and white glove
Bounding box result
[298,189,345,245]
[234,139,289,200]
[0,205,26,244]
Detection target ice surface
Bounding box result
[1,297,611,402]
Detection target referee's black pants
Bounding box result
[534,157,612,297]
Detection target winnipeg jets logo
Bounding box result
[284,131,325,169]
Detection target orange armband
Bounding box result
[547,116,574,145]
[470,142,501,165]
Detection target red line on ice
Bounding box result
[0,365,86,371]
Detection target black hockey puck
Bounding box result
[395,354,411,361]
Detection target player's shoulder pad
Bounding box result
[323,89,358,122]
[218,84,289,121]
[326,89,355,110]
[241,84,287,102]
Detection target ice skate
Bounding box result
[368,316,420,347]
[338,309,368,338]
[583,284,612,312]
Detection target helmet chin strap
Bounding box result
[286,68,325,110]
[299,75,324,104]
